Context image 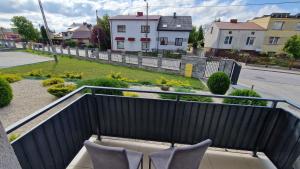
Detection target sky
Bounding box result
[0,0,299,32]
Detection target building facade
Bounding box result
[109,12,192,52]
[249,13,300,54]
[204,19,265,54]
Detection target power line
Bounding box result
[125,0,300,10]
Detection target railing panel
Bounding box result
[11,95,93,169]
[264,109,300,169]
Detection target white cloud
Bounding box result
[0,0,296,32]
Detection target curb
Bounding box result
[243,67,300,75]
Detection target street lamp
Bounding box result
[144,0,149,52]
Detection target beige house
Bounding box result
[249,13,300,54]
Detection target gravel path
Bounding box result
[0,79,78,135]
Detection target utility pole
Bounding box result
[144,0,149,52]
[37,0,58,63]
[96,10,101,50]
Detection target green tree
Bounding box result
[283,35,300,69]
[40,25,49,44]
[197,26,204,47]
[11,16,39,41]
[96,14,111,49]
[188,26,198,48]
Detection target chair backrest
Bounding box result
[167,139,212,169]
[84,140,130,169]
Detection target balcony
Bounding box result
[5,86,300,169]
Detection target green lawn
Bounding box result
[0,51,207,90]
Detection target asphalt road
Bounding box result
[238,68,300,105]
[0,51,53,68]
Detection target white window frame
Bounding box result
[269,37,280,45]
[272,21,284,30]
[246,37,255,46]
[141,42,150,50]
[141,25,150,33]
[160,37,168,45]
[117,41,124,49]
[117,25,126,32]
[224,36,233,45]
[175,38,183,46]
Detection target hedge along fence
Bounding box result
[23,42,239,82]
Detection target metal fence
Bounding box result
[6,86,300,169]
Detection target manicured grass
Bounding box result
[0,50,207,90]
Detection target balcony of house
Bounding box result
[5,86,300,169]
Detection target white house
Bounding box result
[109,12,192,52]
[204,19,266,53]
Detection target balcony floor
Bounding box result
[67,136,277,169]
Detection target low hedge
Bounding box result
[77,78,129,95]
[0,78,13,107]
[42,78,65,86]
[159,88,213,102]
[223,89,267,106]
[47,83,76,97]
[207,72,230,95]
[0,74,22,83]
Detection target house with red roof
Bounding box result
[204,19,266,54]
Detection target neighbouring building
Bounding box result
[62,22,92,45]
[204,19,265,55]
[249,13,300,54]
[109,12,192,52]
[0,27,21,41]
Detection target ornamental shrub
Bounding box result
[156,77,191,87]
[207,72,230,95]
[0,74,22,83]
[60,72,83,80]
[123,92,139,97]
[47,83,76,97]
[159,87,213,102]
[223,89,267,106]
[42,78,64,86]
[77,78,129,96]
[0,78,13,107]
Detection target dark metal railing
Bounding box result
[6,86,300,169]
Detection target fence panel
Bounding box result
[99,52,108,60]
[161,59,181,70]
[111,53,123,62]
[142,57,158,67]
[125,56,138,65]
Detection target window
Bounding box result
[210,27,214,34]
[224,36,233,44]
[160,37,168,45]
[229,31,232,34]
[141,42,150,50]
[117,41,124,49]
[117,25,126,32]
[246,37,255,45]
[251,32,255,35]
[297,23,300,30]
[141,25,150,33]
[272,21,284,30]
[175,38,183,46]
[269,37,280,45]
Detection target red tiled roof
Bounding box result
[215,22,265,30]
[110,15,161,20]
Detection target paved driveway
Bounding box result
[0,51,53,68]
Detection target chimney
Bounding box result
[137,12,143,17]
[230,19,238,23]
[173,12,177,18]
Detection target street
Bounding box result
[238,67,300,106]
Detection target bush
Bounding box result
[60,72,83,80]
[0,74,22,83]
[64,40,77,48]
[223,89,267,106]
[123,92,139,97]
[207,72,230,95]
[108,72,138,83]
[47,83,76,97]
[42,78,65,87]
[77,78,129,95]
[8,133,20,142]
[0,78,13,108]
[156,77,191,88]
[27,69,44,77]
[159,87,212,102]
